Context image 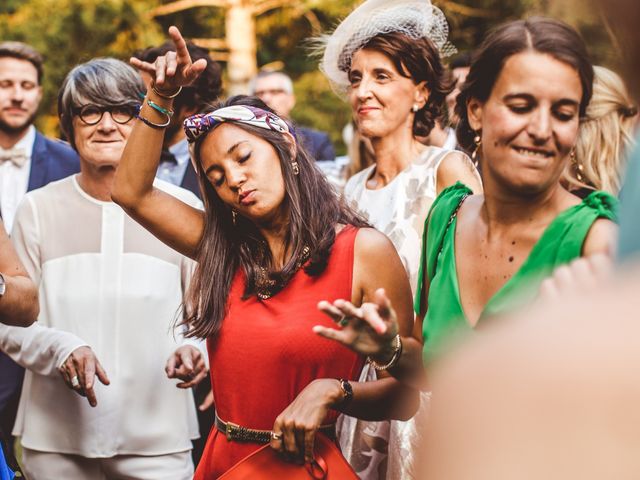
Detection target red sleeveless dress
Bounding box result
[194,226,365,479]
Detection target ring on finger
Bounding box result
[337,315,349,327]
[71,375,80,388]
[271,431,283,441]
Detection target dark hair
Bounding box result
[348,32,454,137]
[0,41,44,84]
[183,95,369,338]
[449,52,472,70]
[135,41,222,112]
[455,17,594,154]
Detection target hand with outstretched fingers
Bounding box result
[165,345,208,389]
[314,288,399,359]
[130,25,208,95]
[58,346,110,408]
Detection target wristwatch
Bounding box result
[0,272,6,296]
[338,378,353,406]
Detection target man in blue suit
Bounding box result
[0,41,79,457]
[250,70,336,161]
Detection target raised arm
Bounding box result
[0,220,38,326]
[112,26,207,259]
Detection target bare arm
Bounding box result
[582,218,618,257]
[112,26,207,259]
[436,151,483,195]
[0,221,38,326]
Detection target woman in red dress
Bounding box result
[112,27,424,478]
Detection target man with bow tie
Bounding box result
[0,42,79,233]
[0,41,79,462]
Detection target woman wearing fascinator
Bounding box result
[317,0,481,478]
[113,25,426,479]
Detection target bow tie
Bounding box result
[160,149,177,165]
[0,147,28,167]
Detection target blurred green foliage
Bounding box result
[0,0,618,154]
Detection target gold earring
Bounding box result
[292,161,300,175]
[570,149,584,182]
[471,133,481,166]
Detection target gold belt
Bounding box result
[215,411,336,444]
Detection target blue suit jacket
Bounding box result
[0,131,80,413]
[297,127,336,161]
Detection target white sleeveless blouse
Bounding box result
[344,146,453,295]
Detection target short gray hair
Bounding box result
[58,58,144,149]
[249,70,294,95]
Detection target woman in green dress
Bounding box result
[315,17,618,382]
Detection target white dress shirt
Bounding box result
[0,175,202,457]
[0,126,35,233]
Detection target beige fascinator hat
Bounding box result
[320,0,456,92]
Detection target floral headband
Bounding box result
[183,105,294,143]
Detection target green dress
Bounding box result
[414,182,618,358]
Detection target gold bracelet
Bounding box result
[368,334,402,371]
[151,82,182,99]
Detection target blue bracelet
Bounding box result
[135,106,170,129]
[147,99,174,117]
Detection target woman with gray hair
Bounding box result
[0,58,204,479]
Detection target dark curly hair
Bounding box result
[343,32,454,137]
[455,17,594,154]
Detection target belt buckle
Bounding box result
[226,421,240,441]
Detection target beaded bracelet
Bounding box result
[368,334,402,371]
[147,99,174,118]
[135,105,171,129]
[151,82,182,99]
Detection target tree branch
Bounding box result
[150,0,228,17]
[253,0,295,16]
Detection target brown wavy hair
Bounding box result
[183,96,369,339]
[455,17,594,155]
[344,32,454,137]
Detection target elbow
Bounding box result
[394,388,421,421]
[110,183,135,211]
[111,171,145,211]
[0,288,39,327]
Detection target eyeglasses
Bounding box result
[254,88,287,97]
[73,104,138,126]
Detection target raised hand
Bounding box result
[165,345,208,389]
[129,26,207,95]
[58,346,110,407]
[314,288,400,359]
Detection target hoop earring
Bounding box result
[471,132,482,166]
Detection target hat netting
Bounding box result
[320,0,456,93]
